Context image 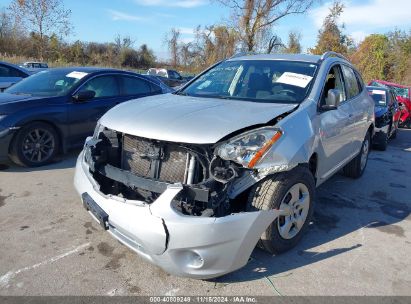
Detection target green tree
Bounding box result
[386,30,411,83]
[350,34,390,82]
[284,31,302,54]
[310,1,352,55]
[138,44,156,68]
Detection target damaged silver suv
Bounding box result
[74,52,374,279]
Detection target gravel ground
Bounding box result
[0,129,410,296]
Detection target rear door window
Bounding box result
[341,65,360,99]
[82,75,120,98]
[121,76,152,96]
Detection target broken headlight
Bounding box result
[215,127,282,169]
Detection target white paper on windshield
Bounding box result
[371,90,386,95]
[66,71,88,79]
[276,72,313,88]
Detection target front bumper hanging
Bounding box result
[74,151,280,279]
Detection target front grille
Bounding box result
[121,134,188,183]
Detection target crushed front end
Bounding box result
[74,125,280,279]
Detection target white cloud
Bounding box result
[178,27,195,35]
[155,12,176,18]
[312,0,411,29]
[135,0,208,8]
[181,37,195,43]
[350,30,368,44]
[107,9,145,22]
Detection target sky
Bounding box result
[0,0,410,60]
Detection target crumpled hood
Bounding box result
[100,94,297,144]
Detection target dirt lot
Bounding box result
[0,130,410,296]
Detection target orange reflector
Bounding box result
[248,131,282,169]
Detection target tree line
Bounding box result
[0,0,410,84]
[0,0,156,69]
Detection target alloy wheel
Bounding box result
[21,128,55,163]
[277,183,310,240]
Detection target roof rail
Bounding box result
[320,51,349,62]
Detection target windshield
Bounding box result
[370,81,409,99]
[5,70,86,97]
[389,86,409,99]
[181,60,318,104]
[367,88,387,106]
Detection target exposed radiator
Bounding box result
[121,134,189,183]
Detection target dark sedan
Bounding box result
[367,86,400,150]
[0,61,31,92]
[0,67,172,166]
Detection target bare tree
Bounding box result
[266,33,283,53]
[165,28,181,68]
[114,34,135,51]
[217,0,315,52]
[0,9,11,39]
[8,0,72,59]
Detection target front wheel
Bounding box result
[374,131,388,151]
[247,166,315,254]
[9,122,59,167]
[343,131,370,178]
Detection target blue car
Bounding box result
[366,86,400,150]
[0,61,31,92]
[0,67,172,166]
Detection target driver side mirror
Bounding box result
[73,90,95,102]
[321,89,341,111]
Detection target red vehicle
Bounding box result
[369,80,411,128]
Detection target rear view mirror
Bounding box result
[73,90,95,102]
[321,89,341,111]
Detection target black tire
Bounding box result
[9,122,59,167]
[375,131,388,151]
[246,166,315,255]
[343,131,370,178]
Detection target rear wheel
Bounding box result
[247,166,315,254]
[9,122,59,167]
[343,131,370,178]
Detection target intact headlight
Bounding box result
[215,127,283,169]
